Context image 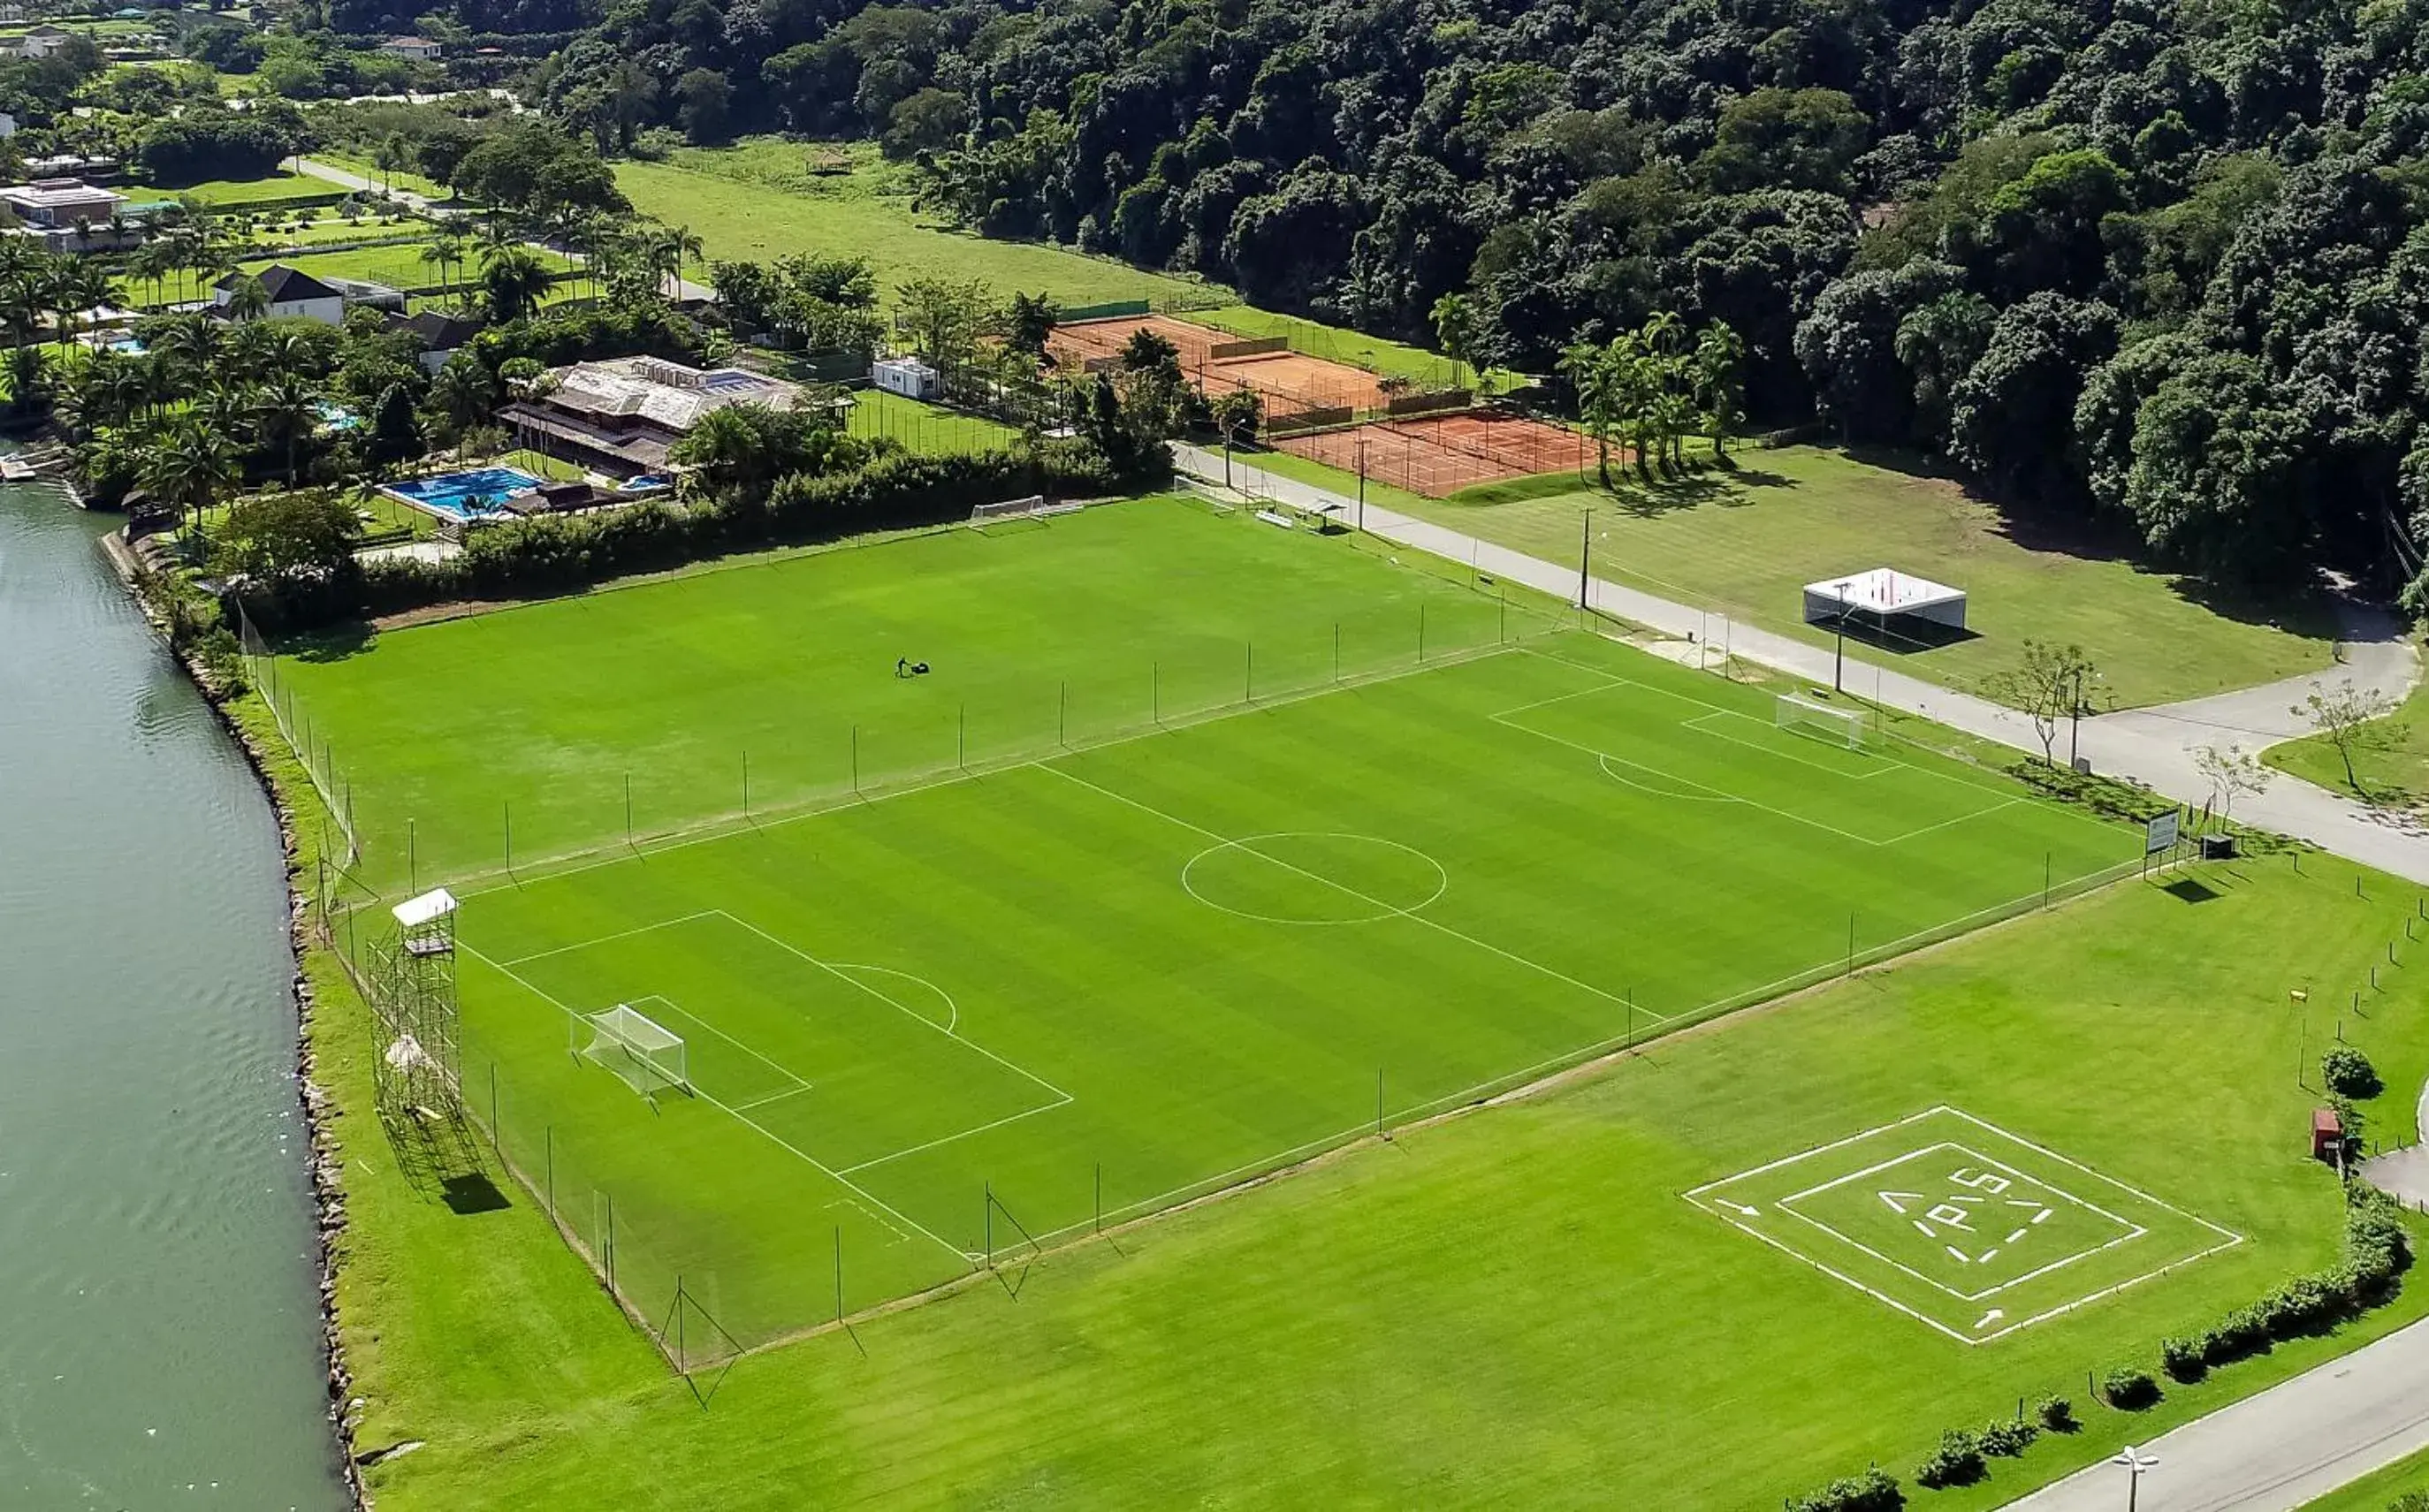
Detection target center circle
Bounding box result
[1181,832,1448,925]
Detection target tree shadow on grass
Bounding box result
[1834,444,2345,642]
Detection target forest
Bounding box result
[362,0,2429,595]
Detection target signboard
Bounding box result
[2144,809,2181,855]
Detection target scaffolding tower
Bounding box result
[369,887,465,1126]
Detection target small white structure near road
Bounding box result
[1802,566,1968,635]
[872,355,940,400]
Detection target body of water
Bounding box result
[0,483,349,1508]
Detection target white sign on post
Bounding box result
[2145,809,2181,855]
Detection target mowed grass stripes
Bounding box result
[375,557,2128,1347]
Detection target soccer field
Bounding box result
[280,498,2134,1358]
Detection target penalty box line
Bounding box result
[455,937,975,1270]
[1032,762,1677,1027]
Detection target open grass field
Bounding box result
[842,387,1019,455]
[1307,444,2340,709]
[2269,680,2429,809]
[272,498,2146,1369]
[615,141,1222,308]
[281,748,2429,1511]
[240,241,575,292]
[119,172,343,209]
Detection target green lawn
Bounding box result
[237,214,432,251]
[616,141,1223,308]
[274,733,2429,1509]
[843,387,1019,456]
[2303,1445,2429,1509]
[1329,444,2341,709]
[2269,680,2429,808]
[119,172,342,209]
[240,242,574,293]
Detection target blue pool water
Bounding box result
[314,401,359,433]
[383,467,542,523]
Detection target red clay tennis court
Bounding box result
[1047,316,1394,422]
[1277,412,1598,498]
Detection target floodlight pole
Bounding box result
[1579,509,1593,611]
[1833,579,1854,693]
[2112,1447,2158,1511]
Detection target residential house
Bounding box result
[21,23,73,57]
[0,178,148,251]
[499,355,805,476]
[379,35,441,60]
[213,264,347,324]
[387,308,484,372]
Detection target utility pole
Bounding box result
[1579,509,1593,611]
[1833,578,1854,693]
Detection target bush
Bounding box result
[2202,1305,2271,1365]
[1914,1429,1986,1489]
[2104,1367,2160,1409]
[2322,1045,2381,1098]
[2160,1335,2209,1382]
[1976,1417,2038,1457]
[2387,1492,2429,1512]
[1788,1464,1904,1512]
[2034,1394,2076,1432]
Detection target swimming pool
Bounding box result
[382,467,542,523]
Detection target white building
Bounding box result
[1802,566,1969,639]
[213,265,348,325]
[20,23,73,57]
[379,35,443,60]
[872,355,940,400]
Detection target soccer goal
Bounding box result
[1778,692,1868,748]
[580,1004,691,1098]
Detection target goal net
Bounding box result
[580,1005,690,1098]
[1778,693,1867,748]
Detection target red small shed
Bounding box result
[2312,1106,2344,1159]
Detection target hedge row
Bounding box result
[2166,1186,2409,1381]
[338,444,1150,622]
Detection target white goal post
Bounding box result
[580,1004,690,1098]
[1778,693,1868,748]
[969,495,1082,526]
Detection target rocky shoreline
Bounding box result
[99,518,372,1508]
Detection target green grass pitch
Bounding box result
[283,499,2136,1354]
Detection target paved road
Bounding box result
[1998,1324,2429,1511]
[286,155,444,214]
[1174,444,2429,1511]
[1178,445,2429,884]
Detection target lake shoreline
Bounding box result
[98,508,371,1509]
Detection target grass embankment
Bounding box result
[616,140,1223,308]
[2269,680,2429,809]
[1297,444,2339,709]
[2303,1445,2429,1509]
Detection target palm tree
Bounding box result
[1693,321,1746,457]
[150,314,223,391]
[419,232,464,305]
[477,245,553,323]
[666,404,767,496]
[1558,340,1618,485]
[224,272,271,323]
[250,370,321,483]
[4,343,51,415]
[142,417,240,542]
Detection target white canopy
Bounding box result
[391,887,459,929]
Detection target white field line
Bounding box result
[499,910,723,967]
[1679,710,1896,780]
[472,908,1076,1232]
[1685,1106,2246,1343]
[1035,762,1676,1026]
[712,909,1074,1105]
[455,938,972,1268]
[444,639,1534,905]
[1513,642,2030,802]
[628,992,811,1098]
[1492,699,2018,848]
[1772,1143,2147,1303]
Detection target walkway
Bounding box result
[1177,446,2429,884]
[285,156,444,215]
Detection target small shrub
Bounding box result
[2322,1045,2381,1098]
[2034,1394,2076,1432]
[2104,1367,2160,1409]
[1915,1429,1986,1489]
[2160,1335,2209,1382]
[2387,1492,2429,1512]
[2203,1306,2271,1365]
[1787,1464,1903,1512]
[1976,1417,2037,1457]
